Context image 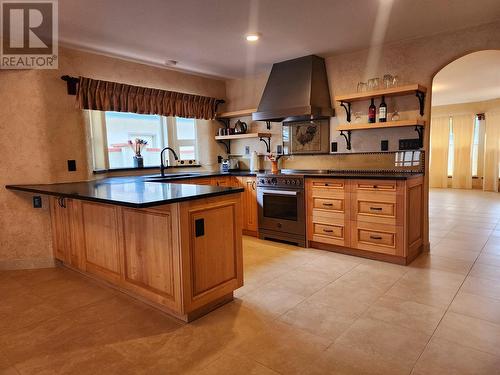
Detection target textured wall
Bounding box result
[0,48,226,269]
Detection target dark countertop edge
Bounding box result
[93,165,202,174]
[6,185,245,208]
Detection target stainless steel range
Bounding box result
[257,173,306,247]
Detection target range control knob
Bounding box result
[271,178,277,184]
[291,180,296,185]
[260,179,265,184]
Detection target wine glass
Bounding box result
[357,82,367,92]
[383,74,393,88]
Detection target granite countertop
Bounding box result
[6,179,244,208]
[6,169,423,208]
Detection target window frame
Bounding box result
[88,111,198,171]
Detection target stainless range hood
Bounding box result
[252,55,333,123]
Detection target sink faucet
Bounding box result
[160,147,179,176]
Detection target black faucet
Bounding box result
[160,147,179,176]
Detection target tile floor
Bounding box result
[1,188,500,374]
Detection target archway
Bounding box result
[429,50,500,191]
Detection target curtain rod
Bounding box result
[59,75,226,105]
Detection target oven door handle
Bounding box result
[261,189,298,196]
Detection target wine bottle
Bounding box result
[368,98,376,123]
[379,95,387,122]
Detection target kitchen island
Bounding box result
[7,179,244,322]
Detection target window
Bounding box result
[173,117,197,161]
[471,116,481,177]
[447,117,454,176]
[446,115,481,177]
[88,111,198,170]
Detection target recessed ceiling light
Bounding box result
[245,33,261,42]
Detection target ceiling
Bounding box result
[432,50,500,106]
[59,0,500,79]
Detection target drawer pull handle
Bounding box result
[370,235,383,240]
[323,229,334,233]
[369,207,382,211]
[322,203,333,206]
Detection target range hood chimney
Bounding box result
[252,55,333,123]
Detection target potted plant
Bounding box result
[128,138,148,168]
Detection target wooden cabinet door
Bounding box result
[121,207,182,311]
[244,177,258,233]
[179,195,243,313]
[81,202,122,283]
[49,197,72,263]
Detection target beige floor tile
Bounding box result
[461,276,500,301]
[279,299,357,341]
[434,312,500,356]
[261,268,333,297]
[409,253,473,275]
[0,296,60,336]
[320,317,430,375]
[293,254,358,280]
[412,337,500,375]
[386,278,459,309]
[449,291,500,324]
[469,263,500,281]
[435,238,486,252]
[476,252,500,267]
[363,295,445,335]
[232,320,331,374]
[306,278,385,315]
[0,351,19,375]
[334,262,406,292]
[13,346,140,375]
[430,246,481,262]
[240,285,306,318]
[197,352,280,375]
[109,325,229,374]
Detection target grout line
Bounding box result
[409,210,493,374]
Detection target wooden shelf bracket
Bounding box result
[259,136,271,153]
[340,101,351,122]
[340,130,352,150]
[416,90,425,116]
[217,139,231,154]
[414,125,424,147]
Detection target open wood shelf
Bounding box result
[336,119,426,131]
[216,108,257,119]
[215,132,271,141]
[334,84,427,103]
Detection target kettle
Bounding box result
[234,120,247,134]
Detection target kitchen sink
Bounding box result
[145,173,202,181]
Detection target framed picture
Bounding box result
[282,119,330,155]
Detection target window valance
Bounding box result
[76,76,223,120]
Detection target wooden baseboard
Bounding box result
[242,229,258,237]
[309,241,423,265]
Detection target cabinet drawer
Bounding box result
[311,180,345,191]
[313,197,344,212]
[350,222,403,256]
[353,180,398,193]
[359,229,395,247]
[313,223,344,238]
[358,200,395,218]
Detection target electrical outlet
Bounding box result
[33,196,42,208]
[276,144,283,154]
[331,142,338,152]
[245,146,250,155]
[67,160,76,171]
[381,140,389,151]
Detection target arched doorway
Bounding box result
[429,50,500,191]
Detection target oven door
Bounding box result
[257,188,305,235]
